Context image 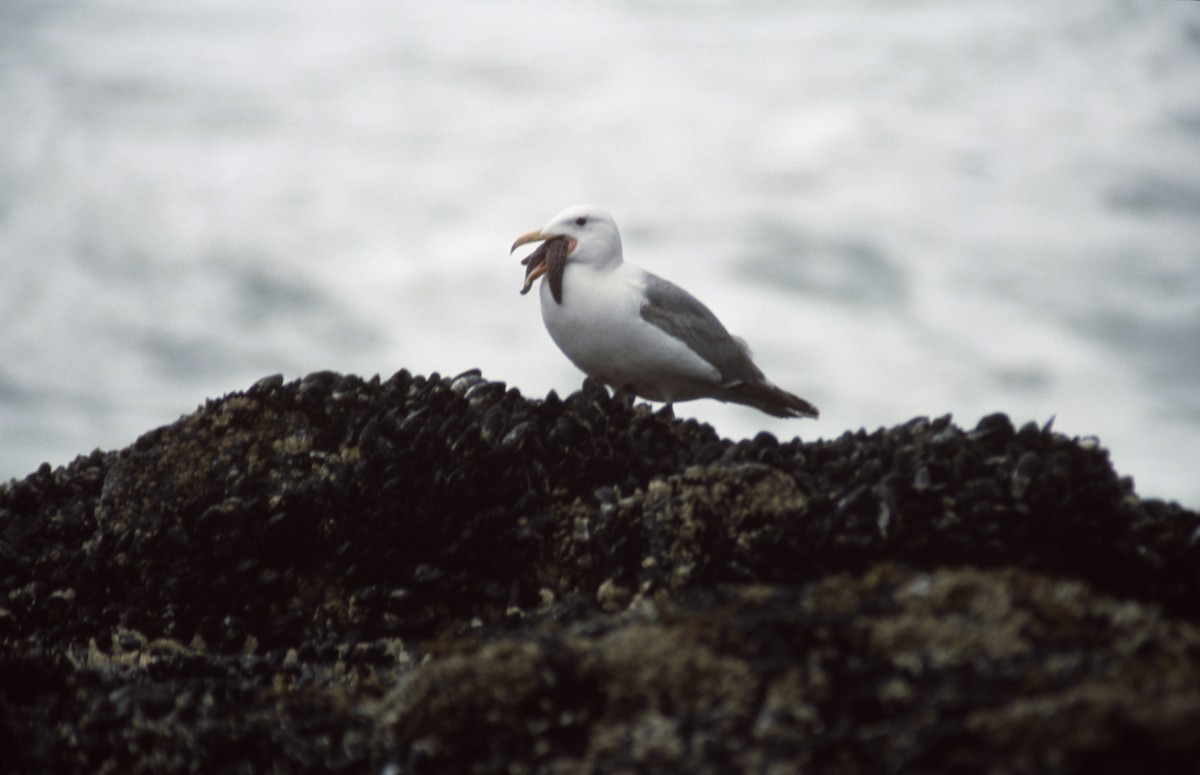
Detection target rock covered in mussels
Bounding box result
[1,369,1198,773]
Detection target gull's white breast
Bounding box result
[539,261,721,402]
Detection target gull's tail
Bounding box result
[722,380,819,420]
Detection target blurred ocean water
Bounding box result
[1,0,1198,506]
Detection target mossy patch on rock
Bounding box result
[380,566,1200,774]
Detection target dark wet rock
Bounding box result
[2,370,1199,773]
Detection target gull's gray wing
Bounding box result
[639,272,764,384]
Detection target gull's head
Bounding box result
[511,205,624,298]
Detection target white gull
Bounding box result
[511,205,818,419]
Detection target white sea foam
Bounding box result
[1,0,1197,505]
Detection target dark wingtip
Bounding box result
[794,399,820,420]
[725,381,819,419]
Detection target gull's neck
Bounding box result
[570,234,624,272]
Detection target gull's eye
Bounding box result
[574,216,587,227]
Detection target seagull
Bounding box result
[510,205,818,419]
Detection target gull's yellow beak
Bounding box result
[510,229,548,254]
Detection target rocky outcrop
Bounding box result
[2,370,1198,772]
